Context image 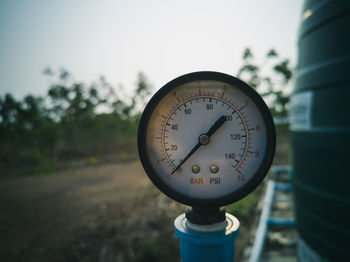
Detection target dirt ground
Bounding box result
[0,159,254,262]
[1,160,182,262]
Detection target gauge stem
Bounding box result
[186,207,226,225]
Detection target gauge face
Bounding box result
[138,72,275,207]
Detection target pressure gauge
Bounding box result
[138,72,275,207]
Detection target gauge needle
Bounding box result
[171,115,227,174]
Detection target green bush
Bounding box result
[226,192,259,221]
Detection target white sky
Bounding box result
[0,0,304,99]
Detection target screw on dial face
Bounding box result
[138,71,275,207]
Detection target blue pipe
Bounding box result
[174,213,240,262]
[268,217,295,226]
[274,182,293,191]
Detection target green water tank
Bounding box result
[290,0,350,261]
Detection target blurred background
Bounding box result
[0,0,307,261]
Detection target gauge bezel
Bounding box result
[138,71,275,207]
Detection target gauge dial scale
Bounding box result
[138,72,275,207]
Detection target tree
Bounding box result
[46,69,99,123]
[0,68,153,175]
[135,72,152,107]
[237,48,293,118]
[0,94,21,130]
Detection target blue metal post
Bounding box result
[174,213,240,262]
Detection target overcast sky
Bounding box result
[0,0,304,99]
